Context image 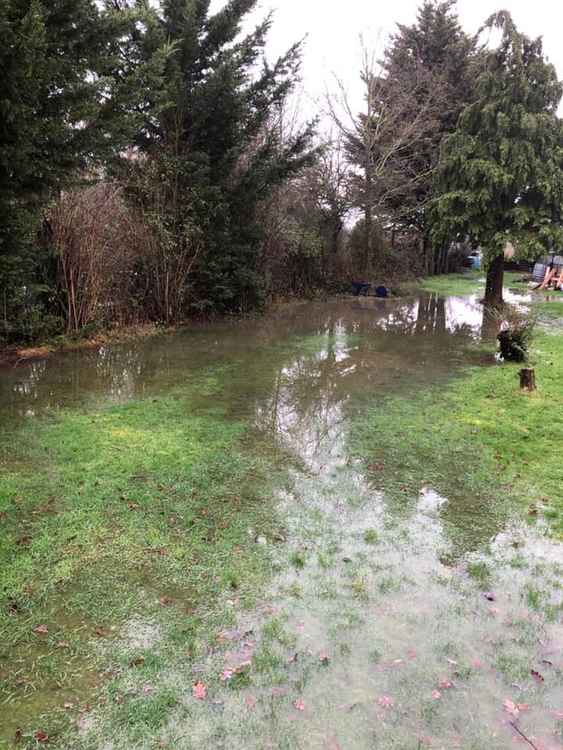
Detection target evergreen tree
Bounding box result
[434,11,563,305]
[0,0,127,341]
[117,0,317,315]
[382,0,476,273]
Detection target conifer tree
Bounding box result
[434,11,563,305]
[117,0,317,314]
[0,0,125,340]
[382,0,476,273]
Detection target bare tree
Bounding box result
[326,40,445,272]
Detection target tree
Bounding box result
[0,0,139,341]
[114,0,317,315]
[382,0,477,273]
[434,11,563,306]
[328,42,444,274]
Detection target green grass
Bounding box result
[0,379,287,746]
[417,269,529,297]
[536,299,563,320]
[351,330,563,541]
[418,270,484,296]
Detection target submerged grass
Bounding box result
[0,373,288,746]
[351,330,563,540]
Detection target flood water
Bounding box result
[0,294,489,424]
[1,293,562,749]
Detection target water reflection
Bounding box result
[0,295,527,558]
[1,294,493,423]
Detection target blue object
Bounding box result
[352,281,371,296]
[375,286,389,298]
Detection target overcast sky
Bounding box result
[210,0,563,123]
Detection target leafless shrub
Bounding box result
[49,183,148,333]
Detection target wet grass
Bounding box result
[2,291,563,748]
[351,330,563,540]
[417,269,530,297]
[0,374,288,746]
[418,269,484,296]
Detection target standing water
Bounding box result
[1,295,562,749]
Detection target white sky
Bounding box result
[210,0,563,123]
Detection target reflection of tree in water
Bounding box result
[247,299,509,556]
[249,297,485,467]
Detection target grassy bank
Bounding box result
[351,329,563,541]
[0,370,288,746]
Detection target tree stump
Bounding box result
[519,368,536,391]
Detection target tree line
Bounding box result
[1,0,562,344]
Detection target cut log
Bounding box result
[519,368,536,391]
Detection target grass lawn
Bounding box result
[417,269,485,296]
[2,290,563,748]
[351,329,563,542]
[0,374,288,746]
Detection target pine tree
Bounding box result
[434,11,563,305]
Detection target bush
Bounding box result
[496,308,537,362]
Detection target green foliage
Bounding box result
[0,0,149,343]
[115,0,317,315]
[434,12,563,268]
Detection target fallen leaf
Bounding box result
[503,699,520,717]
[438,678,453,689]
[56,641,70,649]
[531,669,545,684]
[129,656,145,667]
[293,698,305,711]
[63,702,74,710]
[34,730,49,743]
[431,690,442,700]
[193,682,206,700]
[377,695,394,709]
[245,695,257,710]
[417,736,433,747]
[33,624,48,636]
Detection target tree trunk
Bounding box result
[519,368,536,391]
[485,253,504,307]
